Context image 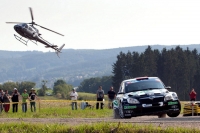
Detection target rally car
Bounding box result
[113,77,181,119]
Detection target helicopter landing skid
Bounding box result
[14,34,37,46]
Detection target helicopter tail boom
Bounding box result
[56,44,65,57]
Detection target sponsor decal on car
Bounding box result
[168,101,178,105]
[124,105,137,109]
[142,104,152,107]
[113,100,119,107]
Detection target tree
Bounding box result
[0,84,3,90]
[1,81,36,94]
[111,46,200,100]
[54,79,66,87]
[16,81,36,93]
[112,52,127,90]
[53,79,73,99]
[38,80,48,96]
[78,76,113,93]
[2,82,17,92]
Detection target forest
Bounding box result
[2,45,200,101]
[0,44,199,87]
[112,46,200,101]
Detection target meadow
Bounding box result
[1,122,200,133]
[0,99,113,118]
[0,94,196,133]
[0,99,186,118]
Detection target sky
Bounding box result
[1,0,200,52]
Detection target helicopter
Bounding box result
[6,7,65,57]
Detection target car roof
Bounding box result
[122,77,160,82]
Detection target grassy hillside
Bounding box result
[0,44,200,87]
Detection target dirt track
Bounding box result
[1,115,200,129]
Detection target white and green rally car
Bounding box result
[113,77,181,119]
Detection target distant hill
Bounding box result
[0,44,200,87]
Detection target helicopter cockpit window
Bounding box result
[22,23,28,28]
[28,27,33,31]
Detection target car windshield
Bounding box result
[125,80,165,93]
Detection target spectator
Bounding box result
[189,88,197,101]
[0,89,4,112]
[107,86,116,109]
[96,86,104,109]
[70,88,78,110]
[11,88,20,113]
[3,90,11,113]
[21,89,29,113]
[29,88,38,112]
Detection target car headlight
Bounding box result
[172,93,178,100]
[127,98,140,104]
[164,94,173,101]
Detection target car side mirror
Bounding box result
[165,86,171,90]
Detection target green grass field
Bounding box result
[0,97,196,133]
[0,122,199,133]
[0,96,190,118]
[0,99,113,118]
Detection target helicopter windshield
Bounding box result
[30,25,39,33]
[20,23,28,28]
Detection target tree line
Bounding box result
[0,80,73,99]
[112,46,200,100]
[78,76,113,94]
[2,45,200,101]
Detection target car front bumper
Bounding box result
[122,100,181,117]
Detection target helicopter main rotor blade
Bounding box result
[29,7,34,23]
[6,22,25,24]
[35,24,64,36]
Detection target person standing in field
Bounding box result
[21,89,29,113]
[107,86,116,109]
[29,88,38,112]
[2,90,11,113]
[96,85,104,109]
[11,88,20,113]
[189,88,197,101]
[70,88,78,110]
[0,89,4,112]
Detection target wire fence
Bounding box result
[0,100,114,113]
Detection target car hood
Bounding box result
[125,89,168,97]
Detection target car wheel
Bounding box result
[113,108,121,119]
[167,101,181,117]
[119,102,125,118]
[158,113,166,118]
[167,111,180,117]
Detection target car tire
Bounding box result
[113,108,121,119]
[119,102,125,118]
[167,101,181,117]
[167,112,180,117]
[158,113,166,118]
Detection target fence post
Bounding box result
[39,100,40,112]
[191,102,194,116]
[0,102,2,113]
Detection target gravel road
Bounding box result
[1,115,200,129]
